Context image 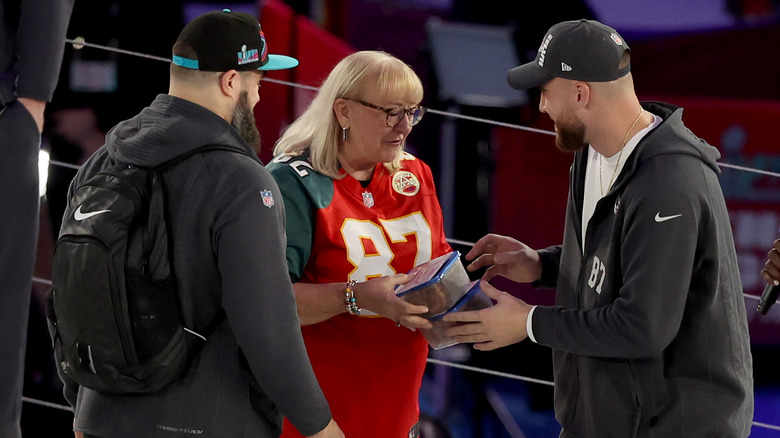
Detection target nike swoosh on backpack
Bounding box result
[74,205,111,221]
[654,212,682,223]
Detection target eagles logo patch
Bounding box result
[392,171,420,196]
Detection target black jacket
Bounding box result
[59,95,332,437]
[533,102,754,437]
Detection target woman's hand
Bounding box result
[353,274,432,330]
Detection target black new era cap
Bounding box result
[172,9,298,72]
[507,19,630,90]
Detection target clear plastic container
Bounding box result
[420,280,494,350]
[394,251,469,318]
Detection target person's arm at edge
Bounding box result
[17,0,75,131]
[762,238,780,286]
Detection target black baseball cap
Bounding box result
[172,9,298,72]
[507,19,630,90]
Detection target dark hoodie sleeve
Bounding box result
[212,158,331,435]
[15,0,75,101]
[533,245,562,289]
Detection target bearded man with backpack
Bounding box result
[48,10,342,438]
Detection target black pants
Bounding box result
[0,100,41,438]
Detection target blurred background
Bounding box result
[25,0,780,436]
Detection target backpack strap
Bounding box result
[190,309,227,341]
[153,144,250,340]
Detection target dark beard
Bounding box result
[231,91,261,153]
[554,110,587,152]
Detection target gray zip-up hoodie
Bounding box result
[58,94,332,437]
[533,102,753,437]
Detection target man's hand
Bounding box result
[466,233,542,283]
[443,281,531,351]
[17,97,46,133]
[762,238,780,287]
[307,419,344,438]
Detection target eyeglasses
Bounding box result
[344,98,426,127]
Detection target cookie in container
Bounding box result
[420,280,494,350]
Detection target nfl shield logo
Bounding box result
[362,191,374,208]
[261,189,274,208]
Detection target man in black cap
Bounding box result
[54,9,342,438]
[445,19,754,437]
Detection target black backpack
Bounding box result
[46,145,243,394]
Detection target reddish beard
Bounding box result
[554,110,587,152]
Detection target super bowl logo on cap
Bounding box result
[237,44,260,65]
[392,171,420,196]
[261,189,274,208]
[259,30,269,62]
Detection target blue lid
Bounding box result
[395,251,461,297]
[429,280,483,321]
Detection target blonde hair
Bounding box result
[273,50,423,179]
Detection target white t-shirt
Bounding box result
[581,113,661,253]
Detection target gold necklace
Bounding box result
[599,108,643,197]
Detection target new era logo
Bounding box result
[561,62,572,72]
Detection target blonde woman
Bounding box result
[268,51,450,437]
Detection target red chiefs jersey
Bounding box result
[268,152,451,437]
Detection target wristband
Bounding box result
[344,280,361,315]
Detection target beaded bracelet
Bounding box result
[344,279,361,316]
